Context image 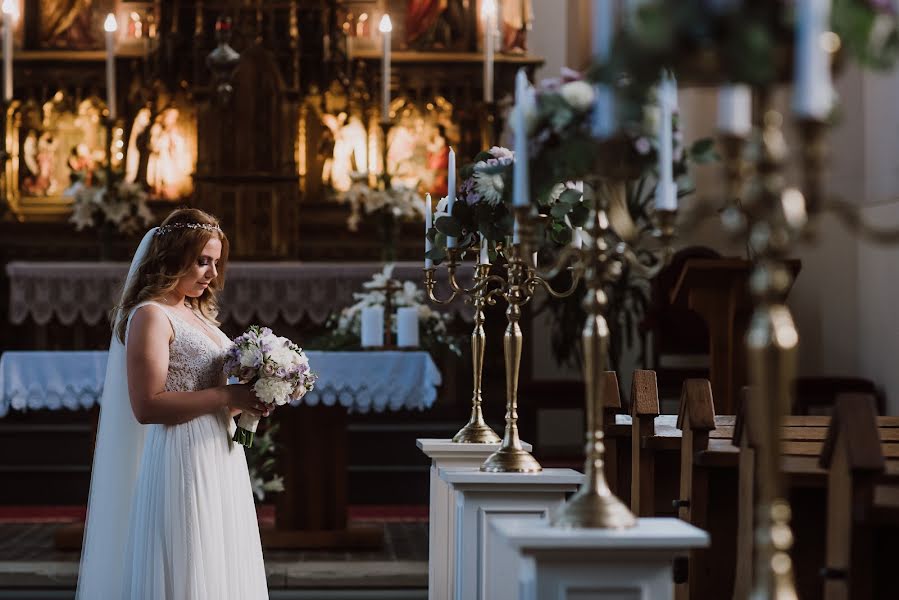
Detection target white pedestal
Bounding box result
[416,438,532,600]
[440,468,583,600]
[493,518,710,600]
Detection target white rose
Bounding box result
[560,80,595,112]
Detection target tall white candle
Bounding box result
[104,14,118,120]
[396,307,420,348]
[590,0,616,138]
[717,84,752,136]
[379,14,392,122]
[512,69,530,207]
[793,0,834,119]
[655,73,677,211]
[480,237,490,265]
[425,193,433,268]
[1,0,16,103]
[447,148,457,248]
[361,306,385,348]
[482,0,497,103]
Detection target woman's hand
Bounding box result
[221,384,271,418]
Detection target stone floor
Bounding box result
[0,521,428,592]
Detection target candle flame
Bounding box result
[104,13,118,33]
[2,0,19,21]
[481,0,497,19]
[379,14,392,33]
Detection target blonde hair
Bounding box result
[114,208,230,343]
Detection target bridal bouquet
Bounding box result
[223,325,317,447]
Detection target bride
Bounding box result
[76,208,270,599]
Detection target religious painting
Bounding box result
[39,0,116,50]
[14,92,108,199]
[125,94,196,200]
[404,0,475,51]
[384,96,457,197]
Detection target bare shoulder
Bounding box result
[129,304,174,344]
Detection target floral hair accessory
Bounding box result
[155,222,223,236]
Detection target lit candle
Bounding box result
[655,72,677,211]
[2,0,18,102]
[479,237,490,265]
[482,0,497,103]
[512,69,530,207]
[104,14,118,120]
[793,0,834,119]
[379,14,392,122]
[717,84,752,136]
[447,148,457,248]
[425,193,433,269]
[591,0,616,138]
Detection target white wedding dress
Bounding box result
[120,301,268,599]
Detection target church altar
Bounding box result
[0,350,442,417]
[6,261,466,326]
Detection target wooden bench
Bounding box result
[820,394,899,600]
[673,379,739,600]
[731,395,899,600]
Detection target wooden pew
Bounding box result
[731,406,830,599]
[627,370,685,518]
[674,379,739,600]
[731,397,899,600]
[820,394,899,600]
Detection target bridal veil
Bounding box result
[75,227,158,600]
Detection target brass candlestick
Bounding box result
[513,177,674,528]
[424,246,502,444]
[479,211,581,472]
[723,108,802,600]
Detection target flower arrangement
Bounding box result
[67,180,154,235]
[337,174,425,232]
[425,145,588,264]
[223,325,318,447]
[318,264,462,358]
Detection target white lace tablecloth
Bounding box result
[6,261,468,326]
[0,350,441,417]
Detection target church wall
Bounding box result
[858,67,899,415]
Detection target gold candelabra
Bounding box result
[424,245,501,444]
[513,173,675,528]
[425,228,581,469]
[478,219,581,472]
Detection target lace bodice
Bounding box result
[133,302,231,393]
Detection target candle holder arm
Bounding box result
[423,268,459,305]
[825,196,899,245]
[524,270,582,299]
